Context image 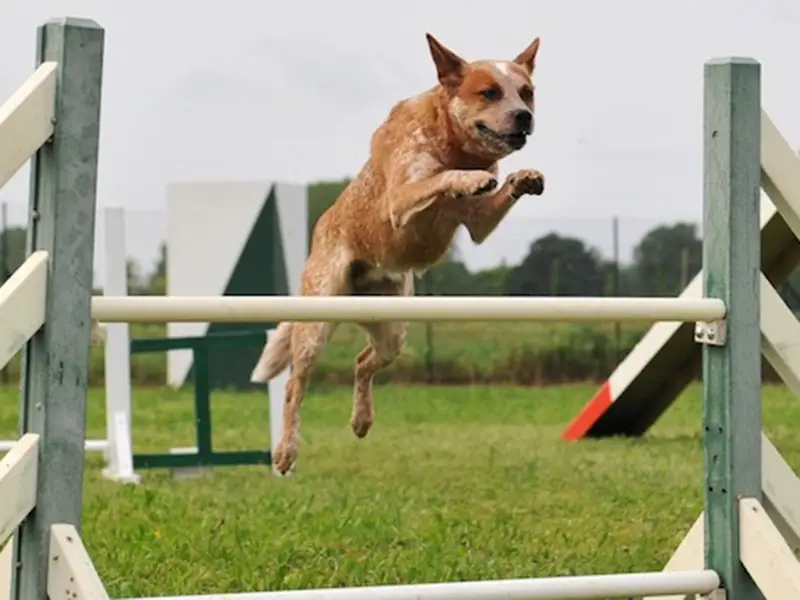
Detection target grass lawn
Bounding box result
[1,381,799,598]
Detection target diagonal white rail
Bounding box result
[0,434,39,547]
[0,251,48,370]
[126,570,720,600]
[92,296,726,324]
[0,62,57,190]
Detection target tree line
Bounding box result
[2,178,800,306]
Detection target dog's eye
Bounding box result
[519,86,534,103]
[481,86,501,101]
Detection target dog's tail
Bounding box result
[250,322,293,383]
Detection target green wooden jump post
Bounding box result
[701,58,762,599]
[9,17,104,600]
[5,14,767,600]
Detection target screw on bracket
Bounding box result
[694,319,727,346]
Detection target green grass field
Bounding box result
[0,321,653,387]
[1,382,798,598]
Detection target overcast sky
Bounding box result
[2,0,799,276]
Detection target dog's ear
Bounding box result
[426,33,466,88]
[512,37,540,75]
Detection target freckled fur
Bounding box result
[250,33,546,474]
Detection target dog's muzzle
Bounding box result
[476,120,531,150]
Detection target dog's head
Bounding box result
[426,34,540,160]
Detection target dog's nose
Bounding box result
[514,109,532,132]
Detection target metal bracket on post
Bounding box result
[695,319,727,346]
[703,588,727,600]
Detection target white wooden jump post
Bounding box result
[1,17,795,600]
[96,206,287,483]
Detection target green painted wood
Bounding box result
[702,57,762,600]
[132,450,271,470]
[11,18,105,600]
[129,330,271,471]
[193,347,213,457]
[130,330,266,353]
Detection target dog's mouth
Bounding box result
[476,122,528,150]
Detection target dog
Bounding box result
[251,33,546,474]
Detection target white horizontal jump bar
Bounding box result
[92,296,726,324]
[127,569,720,600]
[0,439,107,453]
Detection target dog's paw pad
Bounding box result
[511,171,545,196]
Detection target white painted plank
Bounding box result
[0,434,39,547]
[740,497,800,599]
[48,524,110,600]
[761,111,800,241]
[0,537,12,600]
[0,62,57,190]
[0,251,48,370]
[761,434,800,557]
[649,432,800,599]
[760,273,800,395]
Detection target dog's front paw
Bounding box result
[452,170,498,198]
[508,169,545,198]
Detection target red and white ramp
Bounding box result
[563,111,800,440]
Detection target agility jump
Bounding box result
[0,16,797,600]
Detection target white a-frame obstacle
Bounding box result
[2,16,800,600]
[564,110,800,443]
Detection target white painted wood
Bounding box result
[274,182,309,296]
[48,524,110,600]
[0,537,12,600]
[761,434,800,558]
[266,328,289,477]
[103,411,138,484]
[757,274,800,556]
[650,433,800,598]
[760,273,800,395]
[0,440,105,453]
[0,62,57,190]
[126,571,721,600]
[761,111,800,241]
[740,497,800,599]
[92,296,726,324]
[0,251,48,370]
[101,207,138,484]
[0,434,39,547]
[166,181,276,386]
[607,191,776,397]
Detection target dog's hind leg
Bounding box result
[272,249,349,474]
[351,321,408,438]
[273,320,336,474]
[350,272,414,438]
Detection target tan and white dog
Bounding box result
[251,33,546,474]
